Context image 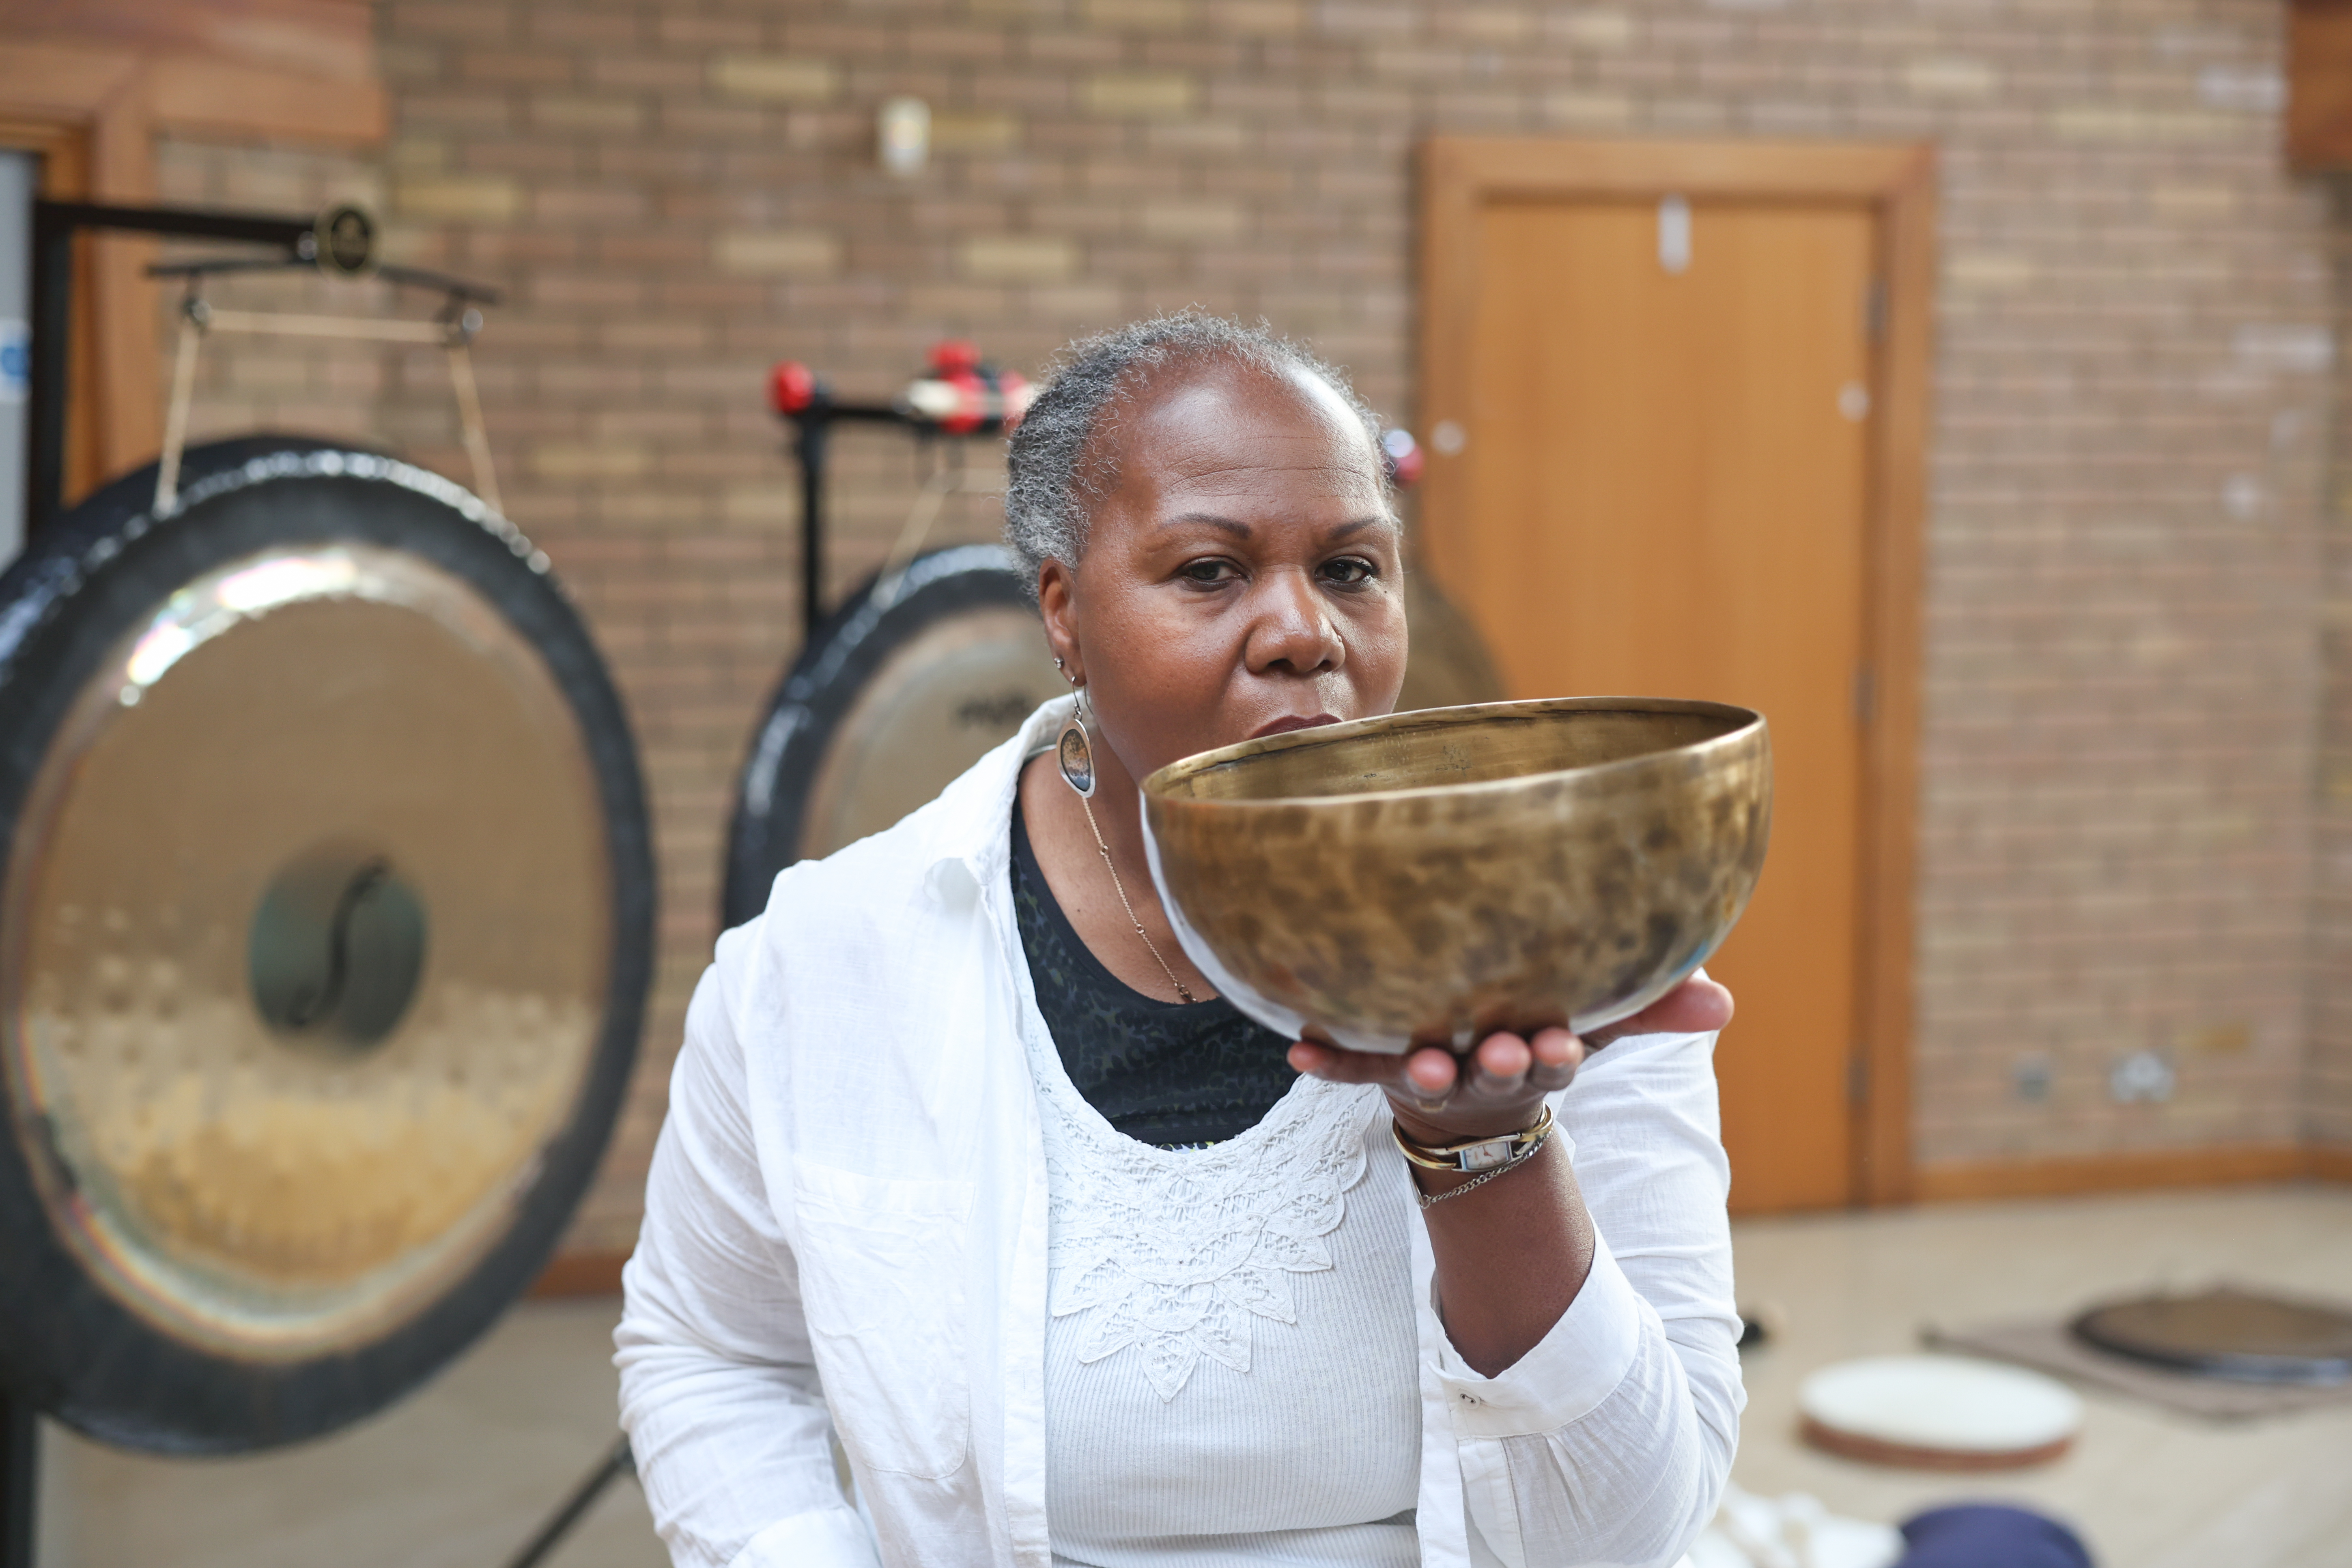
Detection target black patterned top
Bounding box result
[1010,796,1298,1148]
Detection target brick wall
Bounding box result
[253,0,2338,1242]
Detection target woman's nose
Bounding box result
[1246,570,1345,674]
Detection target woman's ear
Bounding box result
[1037,558,1082,684]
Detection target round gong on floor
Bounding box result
[0,437,653,1453]
[2072,1286,2352,1385]
[719,549,1509,927]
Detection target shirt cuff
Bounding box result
[725,1506,883,1568]
[1431,1230,1645,1440]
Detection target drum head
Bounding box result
[1797,1355,2081,1471]
[0,437,653,1452]
[2072,1287,2352,1385]
[724,545,1066,926]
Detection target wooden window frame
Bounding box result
[1417,136,1937,1207]
[0,36,385,506]
[0,114,108,503]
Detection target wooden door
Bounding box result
[1432,196,1877,1213]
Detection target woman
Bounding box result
[616,314,1743,1568]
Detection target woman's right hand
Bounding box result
[1285,972,1734,1145]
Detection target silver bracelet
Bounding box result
[1412,1120,1554,1209]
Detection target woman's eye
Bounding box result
[1180,559,1238,585]
[1321,557,1378,586]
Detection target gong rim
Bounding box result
[2070,1287,2352,1386]
[723,544,1052,928]
[0,437,654,1452]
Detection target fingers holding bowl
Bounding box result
[1458,1029,1584,1100]
[1283,1039,1451,1105]
[1285,1039,1457,1111]
[1287,1028,1586,1135]
[1462,1032,1532,1099]
[1526,1027,1585,1093]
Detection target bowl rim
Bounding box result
[1140,695,1768,812]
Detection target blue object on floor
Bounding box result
[1898,1503,2094,1568]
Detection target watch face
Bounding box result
[1457,1139,1521,1171]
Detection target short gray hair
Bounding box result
[1003,311,1386,598]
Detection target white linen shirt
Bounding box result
[615,697,1744,1568]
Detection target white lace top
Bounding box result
[1028,1017,1422,1567]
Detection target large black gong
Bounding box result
[721,546,1504,928]
[0,437,654,1453]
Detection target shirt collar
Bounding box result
[919,692,1074,907]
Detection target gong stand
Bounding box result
[0,1398,28,1568]
[22,199,497,535]
[768,357,1025,639]
[4,194,370,1568]
[5,204,649,1568]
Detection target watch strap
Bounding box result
[1391,1103,1555,1173]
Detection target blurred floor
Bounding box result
[1729,1183,2352,1568]
[32,1183,2352,1568]
[38,1299,661,1568]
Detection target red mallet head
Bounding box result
[769,360,817,415]
[929,339,981,375]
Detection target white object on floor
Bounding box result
[1688,1484,1905,1568]
[1799,1354,2083,1457]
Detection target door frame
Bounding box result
[1417,136,1936,1207]
[0,31,387,506]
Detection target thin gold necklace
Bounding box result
[1074,790,1198,1004]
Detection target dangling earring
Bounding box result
[1057,681,1096,798]
[1053,675,1197,1002]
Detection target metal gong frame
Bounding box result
[4,203,654,1568]
[24,200,495,537]
[0,438,655,1466]
[722,352,1050,928]
[770,363,1024,641]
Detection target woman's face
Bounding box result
[1038,356,1409,785]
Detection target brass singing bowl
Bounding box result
[1140,697,1772,1055]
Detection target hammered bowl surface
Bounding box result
[1140,697,1772,1054]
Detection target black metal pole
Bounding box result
[795,411,829,642]
[25,203,73,534]
[0,1391,37,1568]
[772,387,1007,641]
[499,1435,633,1568]
[24,200,313,537]
[33,201,314,251]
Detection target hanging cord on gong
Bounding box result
[151,271,506,519]
[154,284,208,513]
[872,446,1005,605]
